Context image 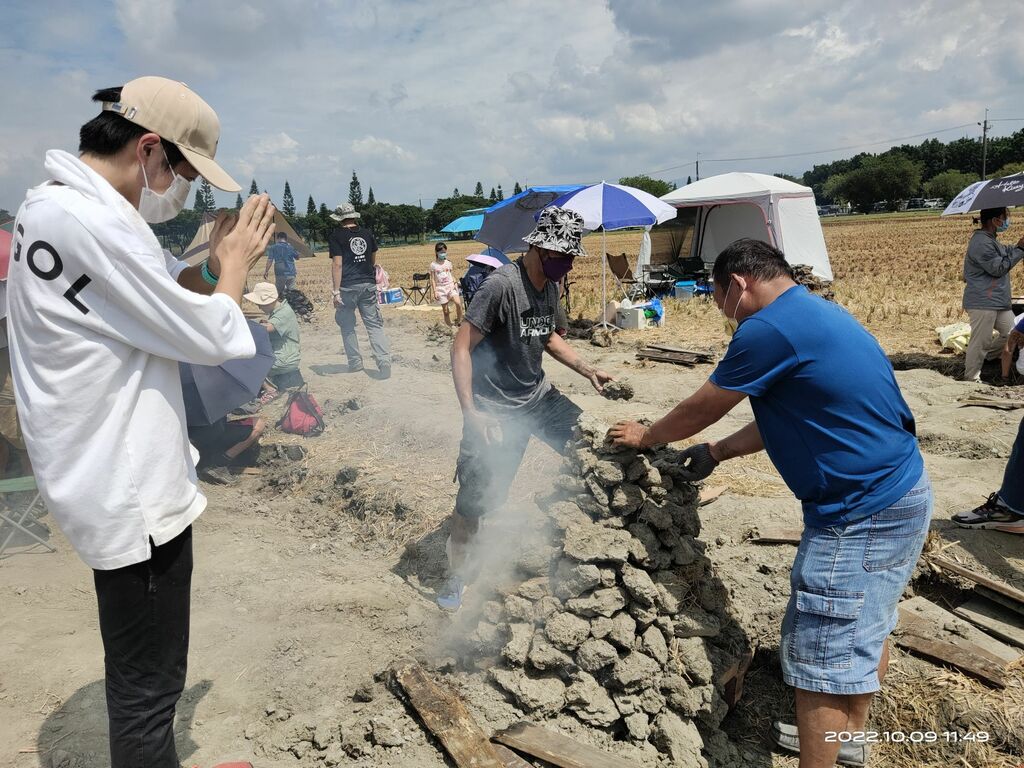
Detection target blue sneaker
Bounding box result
[436,576,464,611]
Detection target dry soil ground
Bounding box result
[2,215,1024,768]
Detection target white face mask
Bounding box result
[138,147,192,223]
[720,280,741,337]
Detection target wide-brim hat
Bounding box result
[330,202,361,222]
[523,206,587,258]
[243,282,279,306]
[103,76,240,192]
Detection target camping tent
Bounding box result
[180,211,314,266]
[659,172,832,280]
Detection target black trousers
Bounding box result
[93,526,193,768]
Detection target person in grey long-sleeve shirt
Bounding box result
[962,206,1024,381]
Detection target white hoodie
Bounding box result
[7,150,255,569]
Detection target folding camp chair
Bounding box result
[402,273,434,305]
[0,475,54,556]
[606,253,646,301]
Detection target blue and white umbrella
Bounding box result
[548,182,677,231]
[549,182,677,328]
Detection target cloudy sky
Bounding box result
[2,0,1022,213]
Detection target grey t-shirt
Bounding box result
[467,260,559,413]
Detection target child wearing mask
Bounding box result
[430,242,464,327]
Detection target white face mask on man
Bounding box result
[138,146,192,223]
[720,279,742,337]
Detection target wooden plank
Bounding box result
[976,585,1024,619]
[929,555,1024,608]
[644,344,713,361]
[493,721,641,768]
[900,596,1018,665]
[394,664,504,768]
[637,348,707,362]
[492,744,535,768]
[750,526,803,545]
[894,626,1006,688]
[954,597,1024,650]
[721,643,756,710]
[698,485,728,507]
[960,395,1024,410]
[636,351,696,367]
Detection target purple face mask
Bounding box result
[541,253,574,282]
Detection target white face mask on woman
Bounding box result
[138,146,192,223]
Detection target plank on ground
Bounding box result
[976,585,1024,619]
[635,351,697,367]
[493,721,641,768]
[929,555,1024,607]
[900,596,1018,665]
[750,526,803,545]
[394,663,505,768]
[698,485,728,507]
[954,597,1024,650]
[491,744,535,768]
[895,597,1018,687]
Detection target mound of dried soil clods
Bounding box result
[792,263,835,302]
[471,415,749,767]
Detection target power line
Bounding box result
[645,123,979,177]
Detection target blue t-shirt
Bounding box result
[267,241,298,277]
[710,286,923,528]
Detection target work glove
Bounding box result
[677,443,719,482]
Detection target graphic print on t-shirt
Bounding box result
[350,237,368,258]
[520,309,554,338]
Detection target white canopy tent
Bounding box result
[180,211,314,266]
[660,172,832,281]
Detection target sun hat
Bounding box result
[243,282,279,306]
[523,206,587,258]
[330,202,361,222]
[102,76,240,192]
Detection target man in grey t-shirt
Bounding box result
[439,207,614,610]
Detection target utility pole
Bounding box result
[695,153,701,181]
[979,108,990,180]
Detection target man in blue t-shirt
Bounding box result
[263,231,299,295]
[608,238,930,768]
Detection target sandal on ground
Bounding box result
[952,493,1024,533]
[772,722,871,767]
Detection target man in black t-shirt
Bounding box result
[327,202,392,377]
[438,207,614,610]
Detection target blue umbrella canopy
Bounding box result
[440,213,484,234]
[180,321,275,426]
[475,185,585,253]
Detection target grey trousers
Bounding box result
[965,308,1014,381]
[335,284,391,367]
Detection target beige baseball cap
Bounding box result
[243,282,279,306]
[102,76,240,192]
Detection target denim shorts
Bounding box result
[781,471,932,695]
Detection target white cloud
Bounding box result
[1,1,1023,211]
[351,136,415,164]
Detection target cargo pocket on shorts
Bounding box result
[864,492,928,572]
[788,588,864,669]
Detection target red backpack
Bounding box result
[278,386,325,436]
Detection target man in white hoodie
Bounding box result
[8,77,275,767]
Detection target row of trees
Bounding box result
[802,128,1024,212]
[156,127,1024,251]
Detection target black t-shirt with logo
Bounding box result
[465,259,559,413]
[328,225,378,287]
